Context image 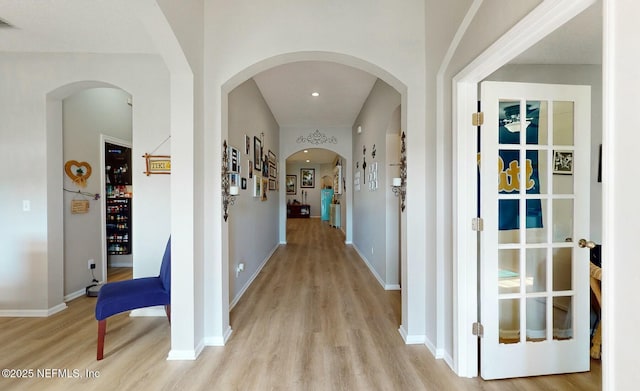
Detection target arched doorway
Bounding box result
[217,53,412,345]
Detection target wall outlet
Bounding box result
[236,262,245,278]
[88,259,96,270]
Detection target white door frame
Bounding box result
[452,0,597,378]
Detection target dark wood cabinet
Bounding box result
[287,204,310,218]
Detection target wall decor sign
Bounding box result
[245,134,251,155]
[296,129,337,145]
[300,168,315,188]
[71,199,90,214]
[142,154,171,176]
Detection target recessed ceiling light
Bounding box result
[306,159,310,163]
[303,150,308,153]
[311,92,320,97]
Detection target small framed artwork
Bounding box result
[286,175,297,195]
[269,162,277,179]
[253,136,262,170]
[553,150,573,175]
[228,145,240,173]
[245,134,251,155]
[241,177,247,190]
[229,173,240,188]
[261,177,269,201]
[268,150,276,165]
[269,178,276,191]
[253,174,262,197]
[300,168,315,188]
[248,161,253,179]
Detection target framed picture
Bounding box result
[253,136,262,170]
[229,173,240,188]
[241,177,247,190]
[300,168,315,188]
[553,150,573,175]
[286,175,297,195]
[253,174,262,197]
[261,177,269,201]
[245,134,251,155]
[269,178,276,191]
[248,161,253,179]
[269,162,277,179]
[228,145,240,173]
[268,150,276,165]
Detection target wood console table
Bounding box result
[287,204,310,218]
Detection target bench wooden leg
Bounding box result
[165,305,171,324]
[97,319,106,360]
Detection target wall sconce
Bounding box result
[391,131,407,212]
[222,140,237,222]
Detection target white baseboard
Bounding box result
[167,349,197,360]
[398,324,426,344]
[230,243,279,310]
[64,288,87,302]
[385,284,401,291]
[204,325,233,346]
[352,244,386,289]
[0,303,68,317]
[443,351,455,370]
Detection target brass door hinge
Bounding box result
[472,322,484,338]
[472,112,484,126]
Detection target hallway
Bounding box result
[0,218,600,390]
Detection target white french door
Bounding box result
[479,81,591,379]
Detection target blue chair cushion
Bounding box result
[95,277,170,320]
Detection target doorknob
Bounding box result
[578,239,596,249]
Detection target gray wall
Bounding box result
[227,78,280,306]
[352,79,401,288]
[0,53,170,315]
[62,88,132,298]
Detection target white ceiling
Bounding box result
[510,1,601,65]
[0,1,602,166]
[287,148,339,164]
[0,0,155,54]
[253,61,377,129]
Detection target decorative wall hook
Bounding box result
[222,140,237,222]
[391,132,407,212]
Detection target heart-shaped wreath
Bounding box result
[64,160,92,188]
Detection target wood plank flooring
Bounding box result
[0,218,601,390]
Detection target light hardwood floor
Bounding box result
[0,218,601,390]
